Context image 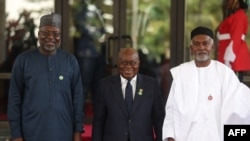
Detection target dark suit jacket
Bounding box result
[92,74,165,141]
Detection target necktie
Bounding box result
[125,80,133,114]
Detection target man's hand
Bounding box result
[168,137,175,141]
[73,132,82,141]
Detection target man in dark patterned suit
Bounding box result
[92,47,165,141]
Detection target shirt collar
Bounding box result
[120,75,137,84]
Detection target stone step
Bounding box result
[0,121,10,141]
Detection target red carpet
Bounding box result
[82,124,92,141]
[82,102,93,141]
[85,102,94,117]
[0,113,7,121]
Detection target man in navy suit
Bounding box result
[92,47,165,141]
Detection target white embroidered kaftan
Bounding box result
[162,60,250,141]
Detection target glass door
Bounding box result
[0,0,54,121]
[75,0,172,75]
[68,0,172,113]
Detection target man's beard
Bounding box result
[195,51,210,62]
[44,44,56,51]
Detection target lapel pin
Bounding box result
[59,75,64,80]
[138,89,143,95]
[208,94,213,100]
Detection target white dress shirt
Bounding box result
[120,75,137,99]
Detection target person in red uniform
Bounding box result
[217,0,250,81]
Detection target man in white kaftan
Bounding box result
[162,26,250,141]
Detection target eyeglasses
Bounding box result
[119,61,138,67]
[39,31,61,38]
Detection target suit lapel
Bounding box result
[130,74,144,116]
[111,75,128,116]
